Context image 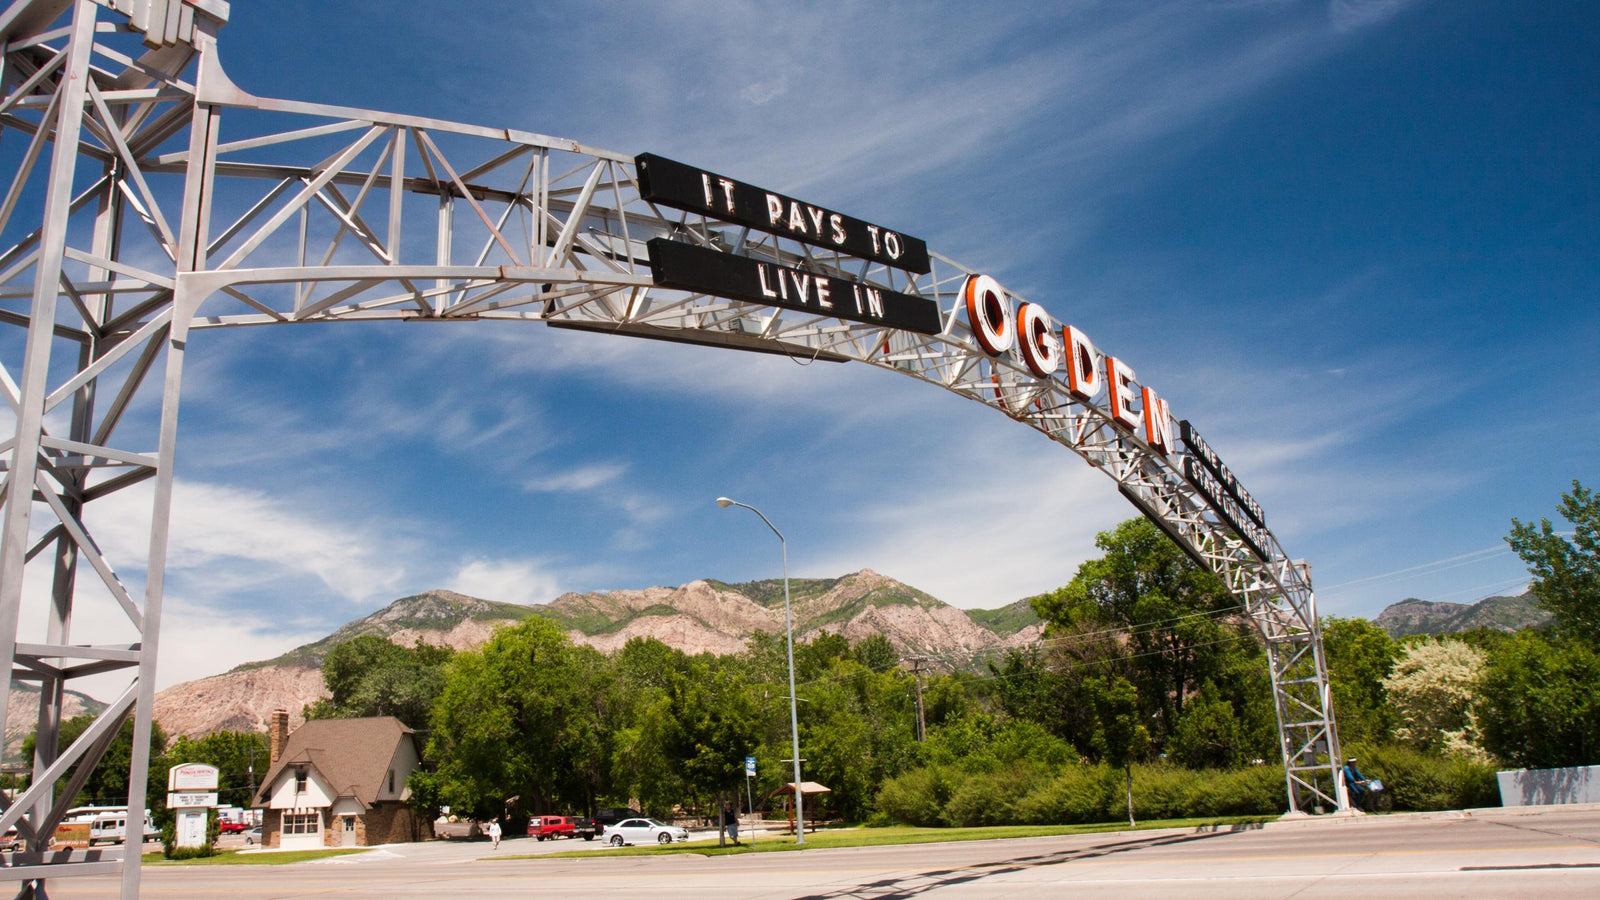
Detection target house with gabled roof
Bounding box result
[251,710,422,849]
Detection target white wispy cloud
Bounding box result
[449,557,565,607]
[1328,0,1418,33]
[89,479,409,606]
[524,462,629,493]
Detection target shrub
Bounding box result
[878,760,1289,827]
[1346,742,1500,811]
[1015,764,1112,825]
[875,766,950,827]
[160,809,220,859]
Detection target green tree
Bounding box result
[1477,631,1600,767]
[1508,480,1600,646]
[1086,675,1150,826]
[1321,617,1398,745]
[1030,518,1255,751]
[307,634,452,728]
[661,654,763,830]
[22,715,169,818]
[426,618,610,821]
[798,650,920,821]
[610,638,692,813]
[851,633,899,672]
[1167,681,1250,768]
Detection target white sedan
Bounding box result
[602,818,689,846]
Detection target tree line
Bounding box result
[25,480,1598,829]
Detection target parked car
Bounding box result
[527,815,598,841]
[219,820,250,834]
[244,826,261,845]
[1,827,21,852]
[602,817,689,847]
[528,815,573,841]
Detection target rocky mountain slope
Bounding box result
[1373,591,1548,638]
[5,683,105,760]
[153,570,1043,739]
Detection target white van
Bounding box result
[86,812,159,846]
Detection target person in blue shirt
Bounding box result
[1343,757,1370,809]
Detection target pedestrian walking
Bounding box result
[487,819,501,849]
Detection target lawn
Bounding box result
[526,815,1272,859]
[142,848,368,865]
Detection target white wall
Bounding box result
[265,766,334,810]
[1498,766,1600,806]
[379,739,421,802]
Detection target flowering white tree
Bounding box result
[1382,638,1488,760]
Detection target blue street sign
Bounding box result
[745,756,757,777]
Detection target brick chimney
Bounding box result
[269,708,290,766]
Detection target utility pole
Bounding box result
[908,657,928,742]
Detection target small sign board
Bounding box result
[646,239,942,335]
[745,756,757,777]
[168,762,219,791]
[176,808,208,849]
[168,791,219,808]
[636,153,931,274]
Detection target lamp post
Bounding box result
[716,497,806,845]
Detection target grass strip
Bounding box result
[142,848,368,866]
[518,815,1272,860]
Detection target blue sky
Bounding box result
[32,1,1597,691]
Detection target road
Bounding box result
[26,805,1600,899]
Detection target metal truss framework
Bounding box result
[0,2,1343,895]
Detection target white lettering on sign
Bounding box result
[752,261,844,313]
[700,173,738,213]
[761,193,880,255]
[852,284,885,318]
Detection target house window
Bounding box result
[343,816,355,833]
[294,768,307,793]
[283,813,319,835]
[387,769,395,793]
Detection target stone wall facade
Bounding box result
[360,802,419,845]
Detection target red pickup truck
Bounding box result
[527,815,598,841]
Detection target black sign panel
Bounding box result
[636,153,931,274]
[1179,420,1267,529]
[1183,456,1272,562]
[646,238,942,335]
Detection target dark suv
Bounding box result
[592,807,643,829]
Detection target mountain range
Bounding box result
[153,569,1044,740]
[145,579,1553,744]
[1371,591,1548,638]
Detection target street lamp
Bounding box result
[716,496,806,845]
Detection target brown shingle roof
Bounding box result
[252,716,415,807]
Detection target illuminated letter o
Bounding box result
[963,274,1014,356]
[1017,302,1061,377]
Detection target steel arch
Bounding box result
[0,2,1343,895]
